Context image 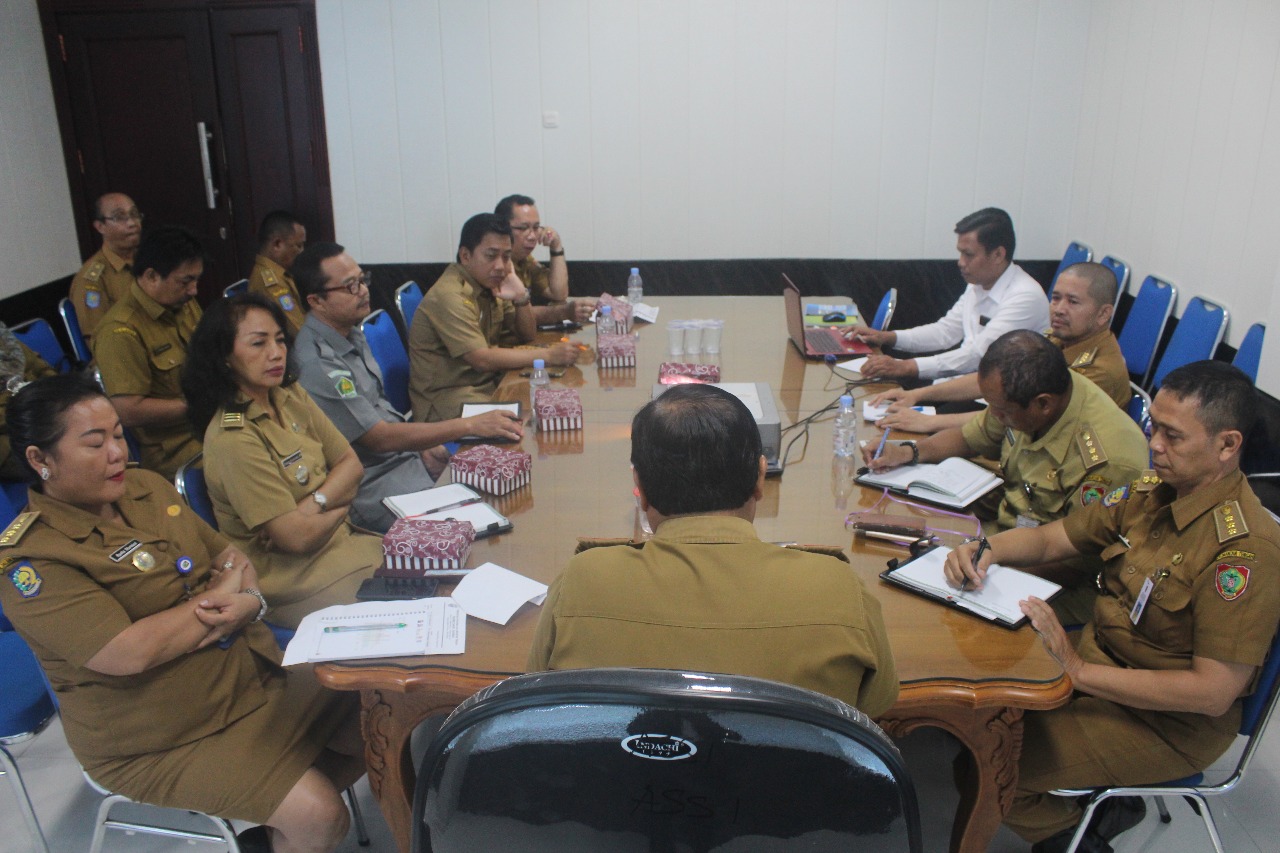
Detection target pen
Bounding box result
[873,428,890,460]
[964,536,990,592]
[560,336,590,351]
[323,623,407,633]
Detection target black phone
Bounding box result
[356,576,439,601]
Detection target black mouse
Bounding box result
[822,311,846,323]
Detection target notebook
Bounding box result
[283,598,467,664]
[382,483,513,538]
[457,402,522,442]
[855,457,1003,510]
[783,274,871,358]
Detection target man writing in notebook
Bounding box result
[528,383,899,716]
[844,207,1049,383]
[944,361,1280,853]
[865,330,1148,623]
[870,262,1130,434]
[291,242,524,533]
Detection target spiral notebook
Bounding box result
[282,598,467,664]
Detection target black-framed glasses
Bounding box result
[99,210,144,224]
[320,272,371,295]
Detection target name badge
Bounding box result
[110,539,143,563]
[1130,576,1154,624]
[1015,515,1041,529]
[282,450,303,467]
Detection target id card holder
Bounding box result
[1015,514,1041,529]
[1130,576,1154,624]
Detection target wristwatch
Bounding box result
[242,587,269,623]
[511,293,532,307]
[549,248,565,257]
[312,491,328,511]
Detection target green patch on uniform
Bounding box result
[1215,563,1250,601]
[1080,481,1107,506]
[1102,485,1129,507]
[8,560,42,598]
[335,376,357,398]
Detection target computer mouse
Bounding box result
[822,311,846,323]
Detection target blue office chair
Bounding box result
[223,278,249,298]
[360,309,411,415]
[1116,275,1177,389]
[174,452,217,528]
[1149,295,1228,391]
[1,598,56,853]
[1126,382,1152,439]
[871,287,898,331]
[413,668,922,853]
[57,297,92,364]
[1050,625,1280,853]
[1233,323,1265,383]
[396,281,424,330]
[1049,241,1094,297]
[10,318,72,373]
[1099,255,1130,316]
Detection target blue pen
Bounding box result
[873,428,890,460]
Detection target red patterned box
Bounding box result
[379,518,474,576]
[534,387,583,431]
[449,444,532,495]
[598,293,634,331]
[597,332,637,368]
[658,362,721,384]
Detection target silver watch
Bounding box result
[243,587,269,623]
[313,491,328,511]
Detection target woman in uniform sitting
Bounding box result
[182,294,382,629]
[0,374,364,853]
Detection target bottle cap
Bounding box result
[630,267,639,275]
[839,395,853,406]
[533,358,545,369]
[601,304,613,315]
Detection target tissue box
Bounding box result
[658,362,721,384]
[597,332,637,368]
[379,518,474,576]
[534,387,583,431]
[449,444,532,495]
[598,293,634,331]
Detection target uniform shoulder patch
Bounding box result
[1080,480,1108,506]
[1215,563,1250,601]
[6,559,41,598]
[85,289,101,309]
[261,268,278,286]
[1071,346,1099,367]
[0,512,39,548]
[1102,485,1129,507]
[83,260,105,282]
[1214,500,1249,543]
[221,411,245,429]
[1215,548,1256,562]
[335,376,357,398]
[1075,424,1108,471]
[1133,469,1161,492]
[279,294,296,313]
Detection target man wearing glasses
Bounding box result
[495,194,595,325]
[69,192,143,348]
[291,242,525,532]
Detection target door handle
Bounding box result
[196,121,218,210]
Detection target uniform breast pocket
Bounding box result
[147,348,186,397]
[1141,576,1194,653]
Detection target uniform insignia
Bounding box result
[295,464,310,485]
[1071,347,1098,367]
[166,504,181,517]
[109,539,143,562]
[1102,485,1129,507]
[1214,500,1249,543]
[132,550,156,571]
[1080,481,1108,506]
[1171,553,1184,565]
[1075,425,1107,471]
[84,261,105,282]
[1216,549,1256,562]
[335,376,357,398]
[222,411,245,429]
[152,343,172,355]
[175,555,194,575]
[7,560,42,598]
[262,268,278,286]
[1215,563,1250,601]
[0,512,39,548]
[1134,469,1160,492]
[279,295,295,312]
[85,289,102,309]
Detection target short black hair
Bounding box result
[257,210,303,247]
[459,213,512,255]
[955,207,1016,260]
[1159,361,1259,439]
[133,225,209,280]
[494,194,536,221]
[1060,261,1118,306]
[978,330,1071,407]
[291,241,346,303]
[9,374,109,487]
[631,384,762,516]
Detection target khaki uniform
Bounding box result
[202,384,381,628]
[1006,470,1280,842]
[1052,326,1130,409]
[0,470,355,823]
[69,246,136,347]
[514,254,556,304]
[0,342,58,478]
[528,515,900,717]
[407,263,520,422]
[247,255,305,335]
[92,283,202,479]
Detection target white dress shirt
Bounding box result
[892,263,1049,380]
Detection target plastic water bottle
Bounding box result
[833,395,857,457]
[529,358,549,388]
[627,267,644,304]
[596,304,617,336]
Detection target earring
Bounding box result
[39,467,50,481]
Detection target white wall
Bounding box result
[0,0,79,299]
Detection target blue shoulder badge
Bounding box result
[279,294,295,312]
[4,557,42,598]
[1102,485,1130,507]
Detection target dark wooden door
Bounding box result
[42,1,332,302]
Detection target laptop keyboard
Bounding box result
[805,329,844,353]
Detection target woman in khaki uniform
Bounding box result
[183,294,381,629]
[0,375,364,853]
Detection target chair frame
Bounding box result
[360,308,411,415]
[1232,322,1265,383]
[1119,275,1177,389]
[1049,241,1094,298]
[1126,381,1152,438]
[1150,294,1229,391]
[223,278,249,299]
[57,297,92,364]
[1,745,51,853]
[10,317,72,373]
[1099,255,1130,317]
[873,287,898,331]
[395,280,422,329]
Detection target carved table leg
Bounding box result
[880,704,1025,853]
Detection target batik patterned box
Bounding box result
[598,293,634,331]
[379,518,474,575]
[449,444,532,495]
[534,387,583,431]
[597,332,637,368]
[658,362,721,384]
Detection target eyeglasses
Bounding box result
[509,224,544,235]
[320,272,372,295]
[99,210,144,224]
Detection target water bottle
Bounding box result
[596,304,617,336]
[529,358,549,388]
[833,395,857,458]
[627,267,644,303]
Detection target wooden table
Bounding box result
[315,296,1070,853]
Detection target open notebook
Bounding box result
[382,483,512,538]
[856,457,1002,510]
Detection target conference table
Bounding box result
[315,295,1071,853]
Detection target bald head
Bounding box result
[1049,263,1117,344]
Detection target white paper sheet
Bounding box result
[450,562,548,625]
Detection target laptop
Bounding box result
[783,274,871,358]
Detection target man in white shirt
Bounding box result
[846,207,1050,382]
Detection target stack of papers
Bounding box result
[862,401,937,421]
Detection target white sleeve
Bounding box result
[892,292,970,364]
[912,283,1050,379]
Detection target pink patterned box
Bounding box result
[597,332,637,368]
[534,387,583,431]
[658,362,721,384]
[379,518,474,576]
[449,444,532,495]
[598,293,634,331]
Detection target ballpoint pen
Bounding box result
[964,536,990,592]
[873,427,890,461]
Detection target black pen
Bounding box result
[964,536,990,592]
